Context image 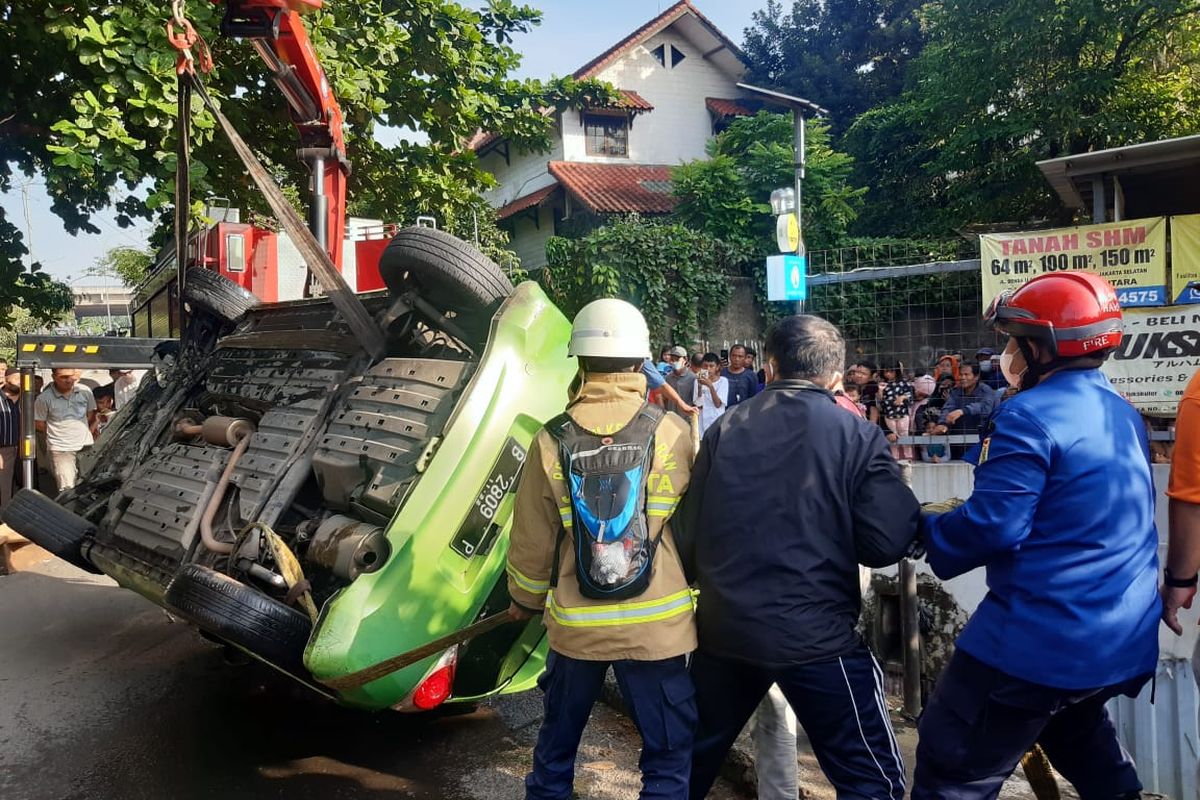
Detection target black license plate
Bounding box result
[451,437,528,558]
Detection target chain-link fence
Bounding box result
[802,240,1006,373]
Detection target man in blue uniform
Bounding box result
[913,272,1159,800]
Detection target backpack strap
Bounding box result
[544,412,575,591]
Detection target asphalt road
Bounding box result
[0,552,746,800]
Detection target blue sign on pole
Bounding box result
[766,254,807,302]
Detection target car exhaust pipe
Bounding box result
[199,417,256,555]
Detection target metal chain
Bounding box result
[170,0,187,28]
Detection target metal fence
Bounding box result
[801,241,1006,373]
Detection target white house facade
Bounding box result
[474,1,761,269]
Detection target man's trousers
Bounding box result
[912,649,1146,800]
[689,645,904,800]
[525,650,697,800]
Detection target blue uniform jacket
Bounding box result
[922,368,1159,690]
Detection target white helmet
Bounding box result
[568,298,651,359]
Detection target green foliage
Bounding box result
[0,209,74,332]
[96,246,153,288]
[844,0,1200,234]
[743,0,926,132]
[671,112,868,325]
[673,112,867,256]
[0,1,613,266]
[541,216,736,342]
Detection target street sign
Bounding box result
[766,254,807,302]
[776,213,800,253]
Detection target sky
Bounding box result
[0,0,760,285]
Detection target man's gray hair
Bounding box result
[764,315,846,381]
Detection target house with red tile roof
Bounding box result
[475,1,760,269]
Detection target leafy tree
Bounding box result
[743,0,926,132]
[0,213,74,331]
[0,1,613,265]
[96,246,153,288]
[672,112,867,258]
[541,217,736,342]
[845,0,1200,235]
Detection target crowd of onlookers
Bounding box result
[645,343,1021,464]
[837,347,1012,463]
[0,358,140,522]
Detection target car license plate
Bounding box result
[451,438,528,558]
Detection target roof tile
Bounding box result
[496,183,559,221]
[706,97,755,118]
[548,161,676,215]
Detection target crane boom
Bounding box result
[218,0,349,272]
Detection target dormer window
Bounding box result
[583,113,630,157]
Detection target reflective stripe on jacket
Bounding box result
[507,371,697,661]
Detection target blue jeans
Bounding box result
[525,650,697,800]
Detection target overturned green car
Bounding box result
[5,228,575,710]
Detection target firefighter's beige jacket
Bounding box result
[506,371,697,661]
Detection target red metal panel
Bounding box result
[250,229,279,303]
[354,238,389,292]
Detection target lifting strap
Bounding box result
[174,73,191,341]
[165,0,384,361]
[185,73,386,361]
[319,611,512,692]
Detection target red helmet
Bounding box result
[984,272,1123,357]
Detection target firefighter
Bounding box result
[507,298,697,800]
[913,272,1159,800]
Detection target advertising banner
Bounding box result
[1103,307,1200,414]
[980,217,1168,308]
[1172,214,1200,305]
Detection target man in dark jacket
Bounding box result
[679,314,920,800]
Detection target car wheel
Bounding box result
[378,227,513,345]
[183,267,259,325]
[165,564,312,672]
[1,488,102,574]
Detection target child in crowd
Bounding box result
[93,386,116,435]
[879,362,915,460]
[844,384,867,417]
[921,419,948,463]
[909,374,936,433]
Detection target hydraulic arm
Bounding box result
[217,0,349,271]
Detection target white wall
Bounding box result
[561,28,744,166]
[507,205,556,270]
[480,134,563,209]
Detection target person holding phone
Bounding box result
[693,352,728,436]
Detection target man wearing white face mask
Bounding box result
[912,272,1159,800]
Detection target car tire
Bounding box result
[165,564,312,672]
[183,268,259,325]
[1,488,102,574]
[378,227,513,344]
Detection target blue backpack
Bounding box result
[546,403,665,600]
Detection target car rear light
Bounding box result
[392,646,458,713]
[412,663,455,710]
